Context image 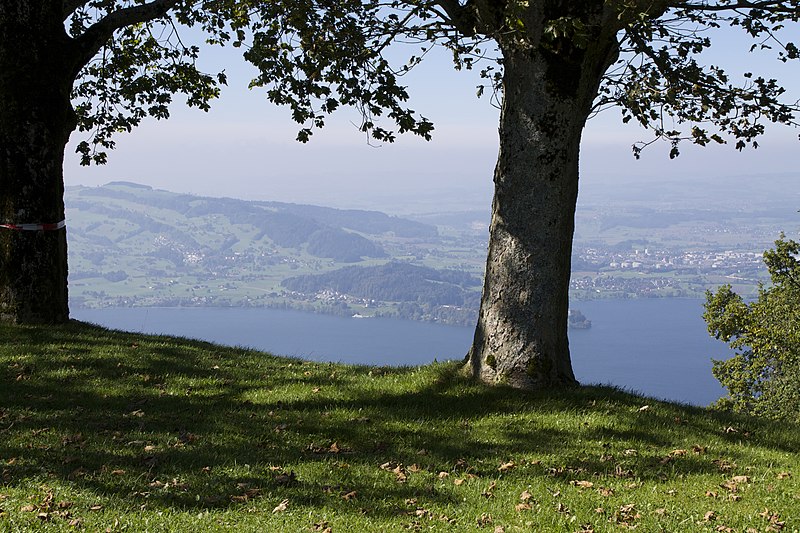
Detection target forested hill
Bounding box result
[64,182,452,312]
[282,262,481,307]
[66,181,435,265]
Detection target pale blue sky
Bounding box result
[63,22,799,214]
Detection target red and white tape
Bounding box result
[0,220,66,231]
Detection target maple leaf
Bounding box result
[520,490,533,501]
[272,498,289,513]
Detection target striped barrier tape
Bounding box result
[0,220,66,231]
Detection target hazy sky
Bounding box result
[63,22,800,214]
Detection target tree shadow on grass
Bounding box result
[1,320,797,520]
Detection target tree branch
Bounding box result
[62,0,90,20]
[69,0,180,74]
[672,0,800,14]
[434,0,477,36]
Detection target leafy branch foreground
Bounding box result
[0,323,798,532]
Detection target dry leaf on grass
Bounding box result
[498,461,516,472]
[272,499,289,514]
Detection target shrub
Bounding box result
[704,236,800,421]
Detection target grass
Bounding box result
[1,321,798,532]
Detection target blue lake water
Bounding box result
[72,298,729,406]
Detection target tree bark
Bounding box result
[0,3,76,323]
[465,25,617,388]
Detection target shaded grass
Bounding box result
[1,321,798,532]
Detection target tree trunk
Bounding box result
[0,3,76,324]
[465,33,615,388]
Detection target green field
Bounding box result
[1,321,798,531]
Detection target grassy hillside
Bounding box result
[1,322,798,531]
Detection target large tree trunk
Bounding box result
[0,3,76,324]
[465,27,617,388]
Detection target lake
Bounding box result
[72,298,729,407]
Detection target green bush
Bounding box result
[704,235,800,421]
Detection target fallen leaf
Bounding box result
[731,475,750,484]
[706,491,718,498]
[498,461,516,472]
[329,442,340,453]
[571,480,594,489]
[453,478,465,486]
[438,471,449,478]
[654,508,667,516]
[20,505,36,512]
[272,498,289,514]
[777,472,791,480]
[274,471,297,486]
[597,487,614,497]
[89,504,103,511]
[392,465,407,483]
[341,491,357,501]
[515,503,532,512]
[713,459,736,472]
[638,405,650,412]
[692,445,707,454]
[520,490,533,501]
[704,510,717,521]
[110,469,125,475]
[493,527,505,533]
